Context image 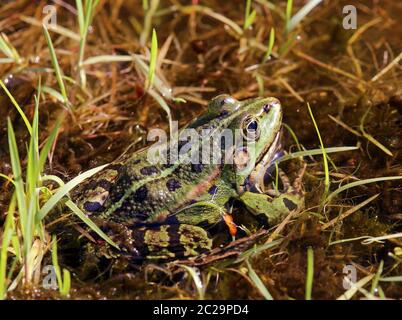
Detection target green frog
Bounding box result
[72,94,305,263]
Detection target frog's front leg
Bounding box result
[131,224,212,260]
[240,163,306,226]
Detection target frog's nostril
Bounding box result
[263,99,281,113]
[263,104,271,113]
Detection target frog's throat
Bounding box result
[246,130,282,193]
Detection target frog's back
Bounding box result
[73,145,224,225]
[73,96,244,225]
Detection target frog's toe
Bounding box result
[278,168,291,191]
[293,161,307,192]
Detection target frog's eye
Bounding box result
[208,94,239,113]
[242,116,260,141]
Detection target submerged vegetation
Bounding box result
[0,0,401,299]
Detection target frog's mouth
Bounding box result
[246,130,282,193]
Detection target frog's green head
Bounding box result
[226,96,283,193]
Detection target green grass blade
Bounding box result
[276,146,358,164]
[76,0,98,88]
[147,28,158,90]
[142,0,149,10]
[51,235,63,292]
[0,33,20,62]
[7,119,28,242]
[0,34,13,58]
[305,246,314,300]
[307,103,329,199]
[38,115,63,174]
[147,88,172,136]
[42,25,68,104]
[286,0,323,33]
[263,28,275,62]
[178,265,205,300]
[65,200,119,249]
[0,80,32,135]
[37,164,109,221]
[84,0,96,31]
[0,58,15,64]
[244,0,256,30]
[325,176,402,204]
[285,0,293,29]
[132,54,172,99]
[0,196,16,300]
[61,268,71,297]
[82,55,133,65]
[379,276,402,282]
[370,260,383,295]
[42,86,66,104]
[181,5,243,36]
[140,0,160,45]
[25,94,40,254]
[235,239,282,263]
[21,16,80,41]
[282,123,301,151]
[0,173,15,185]
[359,106,393,156]
[246,260,273,300]
[76,0,85,35]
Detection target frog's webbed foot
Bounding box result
[266,162,306,197]
[240,161,306,226]
[292,161,307,193]
[265,169,290,197]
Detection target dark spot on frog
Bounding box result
[255,214,269,228]
[191,164,204,173]
[165,215,180,224]
[134,210,149,219]
[283,198,297,211]
[166,179,181,192]
[242,176,253,190]
[131,227,149,256]
[108,163,124,171]
[197,220,212,228]
[218,110,228,119]
[83,201,103,212]
[83,179,98,191]
[97,179,113,190]
[208,185,218,195]
[167,225,187,255]
[134,186,148,202]
[140,165,158,176]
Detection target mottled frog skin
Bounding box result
[72,95,305,262]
